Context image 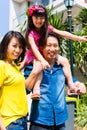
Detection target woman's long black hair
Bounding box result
[0,31,27,64]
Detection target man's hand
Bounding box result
[67,81,86,96]
[25,59,43,89]
[74,81,86,94]
[32,59,43,74]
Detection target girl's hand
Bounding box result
[40,59,50,70]
[20,61,25,70]
[78,36,87,42]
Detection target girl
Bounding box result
[21,5,87,100]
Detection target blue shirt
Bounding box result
[28,63,68,126]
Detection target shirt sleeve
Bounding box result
[48,25,54,33]
[72,76,78,82]
[28,30,34,37]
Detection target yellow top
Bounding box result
[0,60,28,127]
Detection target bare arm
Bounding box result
[28,36,50,69]
[25,60,42,90]
[53,27,87,42]
[29,36,44,61]
[0,117,6,130]
[58,55,86,95]
[67,81,86,95]
[74,81,86,94]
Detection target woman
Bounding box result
[0,31,40,130]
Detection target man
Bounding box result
[25,32,86,130]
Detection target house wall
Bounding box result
[9,0,28,31]
[75,0,87,8]
[0,37,2,41]
[9,0,87,31]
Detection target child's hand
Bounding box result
[78,36,87,42]
[20,61,25,70]
[41,59,50,70]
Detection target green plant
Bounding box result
[48,7,67,30]
[73,8,87,76]
[75,83,87,128]
[75,103,87,127]
[74,8,87,28]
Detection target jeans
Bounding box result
[6,116,27,130]
[29,122,66,130]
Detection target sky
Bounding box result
[0,0,9,37]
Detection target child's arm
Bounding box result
[28,36,50,69]
[53,27,87,42]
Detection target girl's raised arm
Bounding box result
[53,27,87,42]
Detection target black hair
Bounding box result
[25,5,48,48]
[0,31,27,64]
[32,7,46,17]
[44,32,60,47]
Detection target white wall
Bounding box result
[9,0,87,32]
[0,37,3,41]
[75,0,87,8]
[9,0,28,31]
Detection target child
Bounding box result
[21,5,87,100]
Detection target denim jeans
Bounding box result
[6,116,27,130]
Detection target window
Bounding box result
[41,0,49,6]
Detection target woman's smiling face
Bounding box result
[6,37,23,62]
